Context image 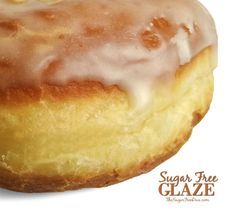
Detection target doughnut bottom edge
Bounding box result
[0,48,215,192]
[0,130,193,193]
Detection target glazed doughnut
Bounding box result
[0,0,217,192]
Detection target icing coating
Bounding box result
[0,0,217,106]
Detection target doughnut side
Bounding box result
[0,47,215,192]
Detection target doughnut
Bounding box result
[0,0,217,192]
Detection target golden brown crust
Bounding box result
[0,81,121,105]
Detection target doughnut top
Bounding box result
[0,0,217,106]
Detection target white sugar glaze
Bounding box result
[0,0,217,106]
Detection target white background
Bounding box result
[0,0,235,220]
